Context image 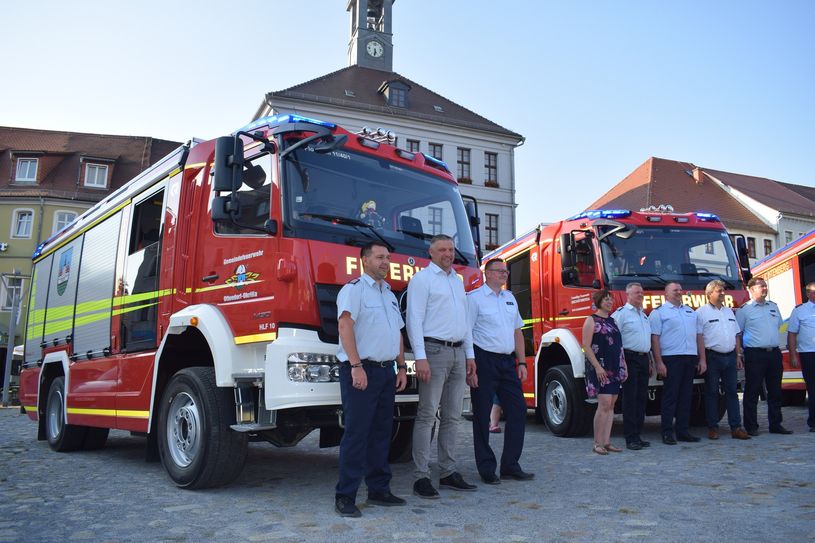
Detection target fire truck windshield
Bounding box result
[281,144,478,266]
[598,225,743,291]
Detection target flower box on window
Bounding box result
[484,180,500,188]
[457,177,472,184]
[485,243,500,250]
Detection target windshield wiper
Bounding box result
[301,212,395,252]
[398,229,470,266]
[684,271,737,290]
[614,272,668,285]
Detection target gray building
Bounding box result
[253,0,524,251]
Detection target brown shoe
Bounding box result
[708,428,719,440]
[731,428,751,440]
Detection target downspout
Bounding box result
[510,136,526,238]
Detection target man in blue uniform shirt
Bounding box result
[467,258,533,484]
[788,282,815,432]
[334,241,408,517]
[736,277,792,436]
[651,282,702,444]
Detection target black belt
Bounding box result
[744,347,779,352]
[360,359,395,368]
[705,348,735,355]
[623,349,649,357]
[424,337,463,348]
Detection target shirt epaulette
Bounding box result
[613,307,623,313]
[795,302,805,308]
[348,278,360,285]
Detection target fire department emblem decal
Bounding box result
[56,248,73,296]
[225,264,260,290]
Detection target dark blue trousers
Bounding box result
[335,363,395,499]
[471,345,526,477]
[704,350,742,429]
[661,355,697,437]
[743,347,783,432]
[621,350,650,444]
[800,352,815,429]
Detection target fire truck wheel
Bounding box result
[45,376,87,452]
[157,367,248,489]
[540,365,593,437]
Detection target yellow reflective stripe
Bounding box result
[234,332,277,345]
[24,405,37,412]
[195,283,235,294]
[112,301,158,316]
[67,408,149,419]
[168,167,182,177]
[184,162,207,170]
[113,288,174,307]
[782,378,805,384]
[43,317,74,336]
[73,309,114,328]
[34,200,131,263]
[45,305,75,321]
[523,393,535,399]
[555,316,587,321]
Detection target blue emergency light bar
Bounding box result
[421,153,451,173]
[694,212,721,222]
[567,209,632,221]
[235,114,336,134]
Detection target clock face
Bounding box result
[366,40,384,58]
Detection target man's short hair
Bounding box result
[484,258,505,271]
[625,282,642,292]
[805,282,815,291]
[429,234,453,246]
[705,279,726,295]
[747,277,766,288]
[592,288,612,308]
[360,241,389,258]
[664,281,681,292]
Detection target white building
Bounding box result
[252,0,524,251]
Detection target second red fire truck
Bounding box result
[485,207,752,436]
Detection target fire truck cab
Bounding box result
[20,115,482,488]
[486,207,752,436]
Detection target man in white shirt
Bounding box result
[612,282,652,450]
[695,280,750,440]
[467,258,533,485]
[788,282,815,432]
[407,234,476,498]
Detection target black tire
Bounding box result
[539,365,594,437]
[388,405,414,464]
[689,385,726,427]
[157,367,248,489]
[45,377,87,452]
[782,389,807,407]
[82,427,110,450]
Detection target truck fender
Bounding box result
[148,304,241,432]
[37,350,71,421]
[535,327,585,388]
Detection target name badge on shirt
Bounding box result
[506,301,515,306]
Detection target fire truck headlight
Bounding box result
[287,353,340,382]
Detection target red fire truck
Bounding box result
[485,207,752,436]
[751,229,815,405]
[19,115,483,488]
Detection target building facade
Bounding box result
[0,126,179,356]
[253,0,524,252]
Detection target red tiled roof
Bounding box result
[260,66,523,139]
[588,157,776,234]
[0,126,180,202]
[703,169,815,219]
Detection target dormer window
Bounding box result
[84,163,109,188]
[379,80,410,108]
[14,158,38,183]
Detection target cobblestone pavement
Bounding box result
[1,403,814,543]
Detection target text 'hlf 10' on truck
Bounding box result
[485,208,752,436]
[19,115,483,488]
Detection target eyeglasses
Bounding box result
[487,269,509,274]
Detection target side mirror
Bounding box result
[734,234,752,281]
[560,233,575,268]
[462,196,482,261]
[213,136,244,192]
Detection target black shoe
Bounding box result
[413,477,440,499]
[335,495,361,518]
[676,433,701,442]
[746,428,759,436]
[626,441,643,451]
[638,439,651,448]
[367,491,406,507]
[769,426,793,435]
[439,472,477,491]
[480,473,501,485]
[662,435,677,445]
[500,470,535,481]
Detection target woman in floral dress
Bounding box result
[581,289,628,455]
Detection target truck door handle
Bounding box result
[558,309,569,316]
[202,273,219,283]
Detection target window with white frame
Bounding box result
[407,139,420,153]
[486,213,499,247]
[84,163,109,188]
[15,158,38,182]
[484,152,498,185]
[53,210,78,234]
[11,209,34,238]
[1,277,23,311]
[429,143,443,161]
[456,148,471,180]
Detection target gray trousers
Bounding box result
[412,343,467,480]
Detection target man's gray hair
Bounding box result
[625,282,643,292]
[430,234,453,246]
[705,279,726,295]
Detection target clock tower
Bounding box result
[347,0,394,72]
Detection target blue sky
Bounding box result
[3,1,813,234]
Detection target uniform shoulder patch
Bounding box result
[348,278,360,285]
